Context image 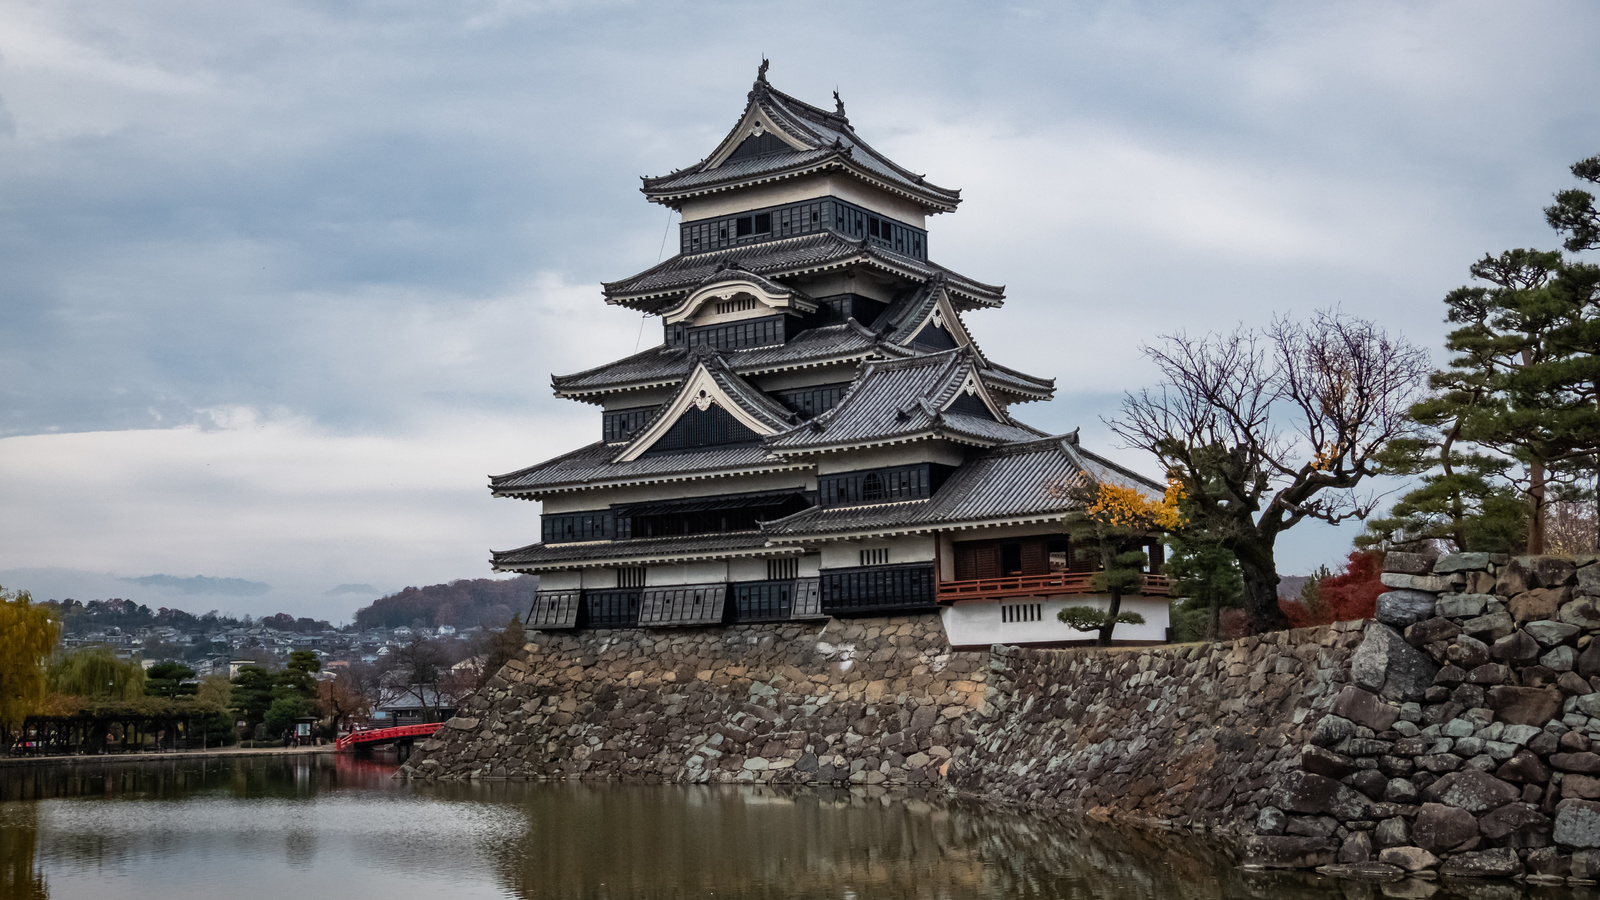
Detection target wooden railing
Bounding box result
[936,572,1171,603]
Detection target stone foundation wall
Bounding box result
[946,621,1365,834]
[400,617,988,784]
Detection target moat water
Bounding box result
[0,754,1591,900]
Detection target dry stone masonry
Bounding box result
[400,617,987,785]
[405,551,1600,885]
[1240,550,1600,884]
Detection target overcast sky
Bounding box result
[2,0,1598,622]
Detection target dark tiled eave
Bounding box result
[489,441,809,497]
[600,231,1004,313]
[492,532,789,570]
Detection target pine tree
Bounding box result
[1165,529,1244,641]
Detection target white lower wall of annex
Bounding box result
[940,595,1170,647]
[819,534,934,568]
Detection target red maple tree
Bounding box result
[1280,550,1387,628]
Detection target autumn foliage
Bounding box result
[1280,550,1387,627]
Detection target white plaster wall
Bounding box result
[600,389,675,411]
[814,442,967,474]
[580,568,618,589]
[538,571,582,591]
[648,560,728,586]
[797,554,821,577]
[940,595,1171,647]
[677,174,929,228]
[796,271,898,303]
[727,557,769,582]
[819,535,935,568]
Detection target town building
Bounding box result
[491,65,1171,646]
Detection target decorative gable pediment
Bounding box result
[661,272,817,325]
[705,104,813,170]
[939,367,1005,423]
[905,284,976,353]
[614,363,788,462]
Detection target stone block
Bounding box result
[1498,558,1538,596]
[1552,752,1600,773]
[1561,599,1600,630]
[1412,803,1479,854]
[1487,685,1564,727]
[1555,799,1600,848]
[1406,617,1461,648]
[1375,816,1410,847]
[1479,802,1552,841]
[1377,846,1439,873]
[1447,636,1492,670]
[1528,620,1581,646]
[1513,587,1572,624]
[1267,770,1372,820]
[1544,646,1579,672]
[1300,745,1358,779]
[1468,663,1511,685]
[1438,593,1490,619]
[1351,624,1439,702]
[1462,611,1515,642]
[1438,847,1523,878]
[1423,769,1521,814]
[1337,831,1373,863]
[1531,556,1579,588]
[1496,749,1552,785]
[1433,552,1491,574]
[1311,714,1356,747]
[1385,551,1437,575]
[1256,806,1286,836]
[1331,685,1401,732]
[1377,590,1437,627]
[1579,564,1600,596]
[1381,573,1453,592]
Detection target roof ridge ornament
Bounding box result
[833,89,845,116]
[757,58,769,84]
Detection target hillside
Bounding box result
[351,576,538,631]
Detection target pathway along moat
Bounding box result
[0,755,1590,900]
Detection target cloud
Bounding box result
[123,574,270,596]
[1,0,1597,589]
[325,584,379,596]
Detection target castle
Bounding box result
[489,64,1170,647]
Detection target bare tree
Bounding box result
[1113,310,1429,632]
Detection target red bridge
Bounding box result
[336,722,441,752]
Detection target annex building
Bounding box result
[491,65,1171,647]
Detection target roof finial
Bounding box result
[757,57,769,83]
[833,89,845,116]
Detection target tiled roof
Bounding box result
[550,321,882,398]
[492,532,778,570]
[869,280,1053,401]
[489,441,806,496]
[764,349,1043,454]
[641,76,961,213]
[601,231,1004,312]
[761,436,1163,538]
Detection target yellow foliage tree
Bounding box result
[1058,481,1184,646]
[0,586,62,746]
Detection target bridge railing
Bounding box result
[335,722,442,752]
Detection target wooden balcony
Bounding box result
[936,572,1171,604]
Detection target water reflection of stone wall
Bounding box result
[404,617,988,785]
[951,620,1364,838]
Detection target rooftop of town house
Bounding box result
[641,64,962,214]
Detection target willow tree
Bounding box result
[1113,311,1429,633]
[47,647,146,701]
[0,587,61,748]
[1056,481,1180,646]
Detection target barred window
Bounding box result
[617,567,646,588]
[767,558,799,580]
[860,548,889,566]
